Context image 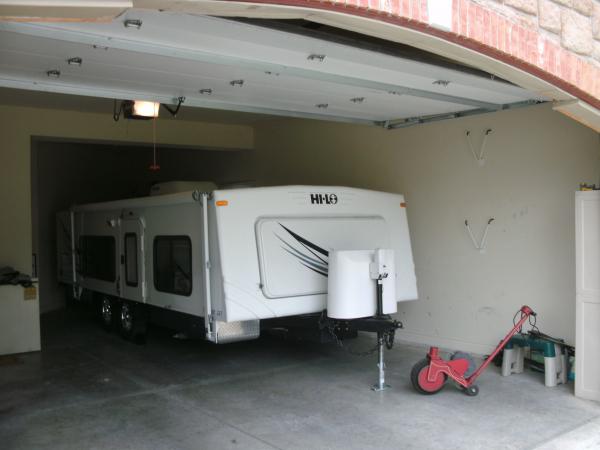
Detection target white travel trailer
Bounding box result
[57,185,418,344]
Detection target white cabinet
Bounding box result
[0,282,41,356]
[576,191,600,401]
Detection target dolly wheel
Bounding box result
[464,385,479,397]
[411,358,446,395]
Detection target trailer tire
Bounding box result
[99,295,119,331]
[118,301,147,344]
[411,358,446,395]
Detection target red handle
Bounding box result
[466,305,535,385]
[521,305,536,316]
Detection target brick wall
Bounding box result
[475,0,599,65]
[448,0,600,106]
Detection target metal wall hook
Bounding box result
[466,129,492,166]
[465,218,494,253]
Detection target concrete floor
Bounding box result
[2,309,600,450]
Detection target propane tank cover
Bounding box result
[327,249,397,319]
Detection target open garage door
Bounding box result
[0,9,545,128]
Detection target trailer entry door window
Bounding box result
[154,236,192,296]
[80,235,116,282]
[125,233,138,287]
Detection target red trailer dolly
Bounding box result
[411,305,536,396]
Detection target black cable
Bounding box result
[528,313,540,334]
[113,99,123,122]
[513,308,525,333]
[161,97,185,117]
[513,308,527,325]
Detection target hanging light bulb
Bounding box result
[113,97,183,121]
[132,100,159,118]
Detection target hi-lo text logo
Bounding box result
[310,193,338,205]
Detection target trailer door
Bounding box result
[120,218,146,302]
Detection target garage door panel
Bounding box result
[0,10,544,124]
[18,10,533,105]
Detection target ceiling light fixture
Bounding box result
[67,57,82,66]
[307,54,326,62]
[46,69,60,78]
[124,19,143,29]
[132,100,160,118]
[113,97,185,121]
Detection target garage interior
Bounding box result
[2,6,600,450]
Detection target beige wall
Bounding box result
[0,104,253,275]
[254,104,600,352]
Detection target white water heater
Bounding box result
[327,249,397,319]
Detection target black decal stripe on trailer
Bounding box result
[276,224,330,278]
[298,262,328,277]
[276,235,328,274]
[297,240,328,265]
[279,224,329,259]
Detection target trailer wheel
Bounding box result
[119,301,147,343]
[99,296,118,331]
[119,301,135,339]
[411,358,446,395]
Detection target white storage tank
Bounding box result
[327,249,396,319]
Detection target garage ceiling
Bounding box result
[0,9,545,127]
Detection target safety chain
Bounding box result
[321,315,396,357]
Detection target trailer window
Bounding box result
[153,236,192,296]
[124,233,138,287]
[80,235,116,282]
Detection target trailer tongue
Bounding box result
[323,249,402,391]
